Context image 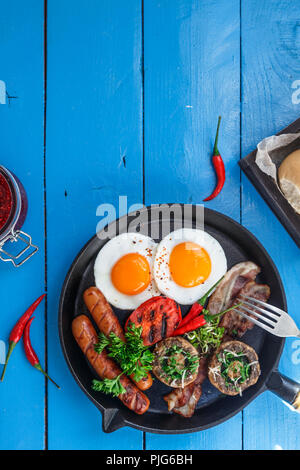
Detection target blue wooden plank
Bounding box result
[3,0,299,450]
[147,415,242,450]
[46,0,144,449]
[0,0,45,450]
[241,0,300,450]
[144,0,242,449]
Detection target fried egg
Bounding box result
[94,233,160,310]
[154,228,227,304]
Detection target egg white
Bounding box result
[94,232,160,310]
[153,228,227,304]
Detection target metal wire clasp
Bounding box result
[0,230,38,267]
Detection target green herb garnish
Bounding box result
[94,322,154,383]
[217,350,253,392]
[185,315,224,354]
[92,374,126,397]
[159,344,199,385]
[185,303,242,355]
[94,332,110,354]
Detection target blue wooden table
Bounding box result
[1,0,300,450]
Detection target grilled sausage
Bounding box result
[83,286,153,391]
[83,286,125,340]
[72,315,150,415]
[131,372,153,391]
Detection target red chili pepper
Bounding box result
[172,315,206,336]
[178,303,203,329]
[173,304,243,337]
[203,116,225,201]
[23,317,60,389]
[176,277,224,329]
[0,293,45,382]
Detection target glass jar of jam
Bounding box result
[0,165,38,267]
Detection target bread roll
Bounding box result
[278,149,300,215]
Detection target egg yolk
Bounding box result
[169,242,211,288]
[111,253,151,295]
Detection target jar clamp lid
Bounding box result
[0,166,38,267]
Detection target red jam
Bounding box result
[0,173,12,231]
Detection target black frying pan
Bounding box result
[59,205,300,434]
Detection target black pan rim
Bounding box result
[58,205,286,434]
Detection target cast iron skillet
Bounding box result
[59,205,300,434]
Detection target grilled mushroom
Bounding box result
[152,337,199,388]
[208,340,260,396]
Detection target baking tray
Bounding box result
[239,117,300,248]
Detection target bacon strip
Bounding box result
[163,357,207,417]
[221,281,270,337]
[207,261,260,315]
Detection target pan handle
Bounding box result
[266,370,300,411]
[101,408,125,433]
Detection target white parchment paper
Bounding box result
[255,133,300,188]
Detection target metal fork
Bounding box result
[235,295,300,338]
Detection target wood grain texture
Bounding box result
[144,0,242,450]
[1,0,300,450]
[0,0,45,450]
[46,0,144,449]
[241,0,300,450]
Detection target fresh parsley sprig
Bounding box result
[94,322,154,382]
[94,332,110,354]
[92,374,126,397]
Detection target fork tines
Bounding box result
[235,295,299,338]
[235,295,278,333]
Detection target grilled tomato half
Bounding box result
[125,296,182,346]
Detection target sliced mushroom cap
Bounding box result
[153,337,199,388]
[208,340,260,396]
